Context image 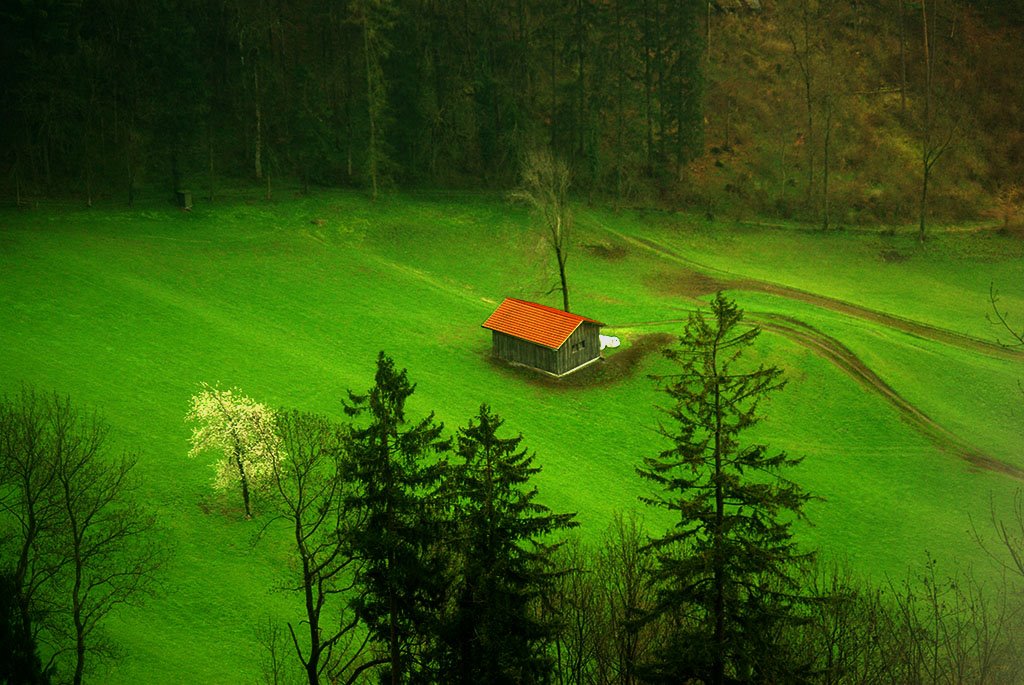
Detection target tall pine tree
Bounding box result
[440,404,577,685]
[637,293,813,685]
[344,352,449,685]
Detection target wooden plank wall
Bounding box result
[492,332,558,373]
[492,323,601,376]
[554,323,601,375]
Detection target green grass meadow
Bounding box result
[2,189,1023,683]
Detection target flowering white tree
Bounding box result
[186,384,280,519]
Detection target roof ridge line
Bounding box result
[481,297,604,349]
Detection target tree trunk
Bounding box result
[344,40,355,182]
[707,1,712,63]
[73,615,86,685]
[822,93,832,230]
[127,154,135,208]
[382,429,400,684]
[642,0,654,174]
[654,14,667,170]
[548,22,558,150]
[575,0,586,168]
[919,0,932,242]
[72,543,86,685]
[254,57,263,180]
[919,163,930,242]
[235,446,252,519]
[389,586,400,685]
[85,161,93,208]
[42,118,53,191]
[802,55,815,206]
[171,152,181,196]
[207,122,216,201]
[898,0,907,115]
[556,246,570,313]
[614,1,625,206]
[301,545,321,685]
[14,518,35,644]
[712,346,726,685]
[387,549,400,684]
[364,18,379,201]
[15,155,22,206]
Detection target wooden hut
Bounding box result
[482,298,604,377]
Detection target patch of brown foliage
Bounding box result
[651,269,728,299]
[583,242,629,260]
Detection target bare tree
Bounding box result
[888,556,1024,683]
[897,0,909,114]
[50,408,161,685]
[350,0,396,201]
[796,560,901,684]
[548,537,600,685]
[594,511,661,685]
[819,22,840,232]
[0,388,65,656]
[990,286,1024,349]
[0,568,49,683]
[798,556,1024,684]
[983,290,1024,577]
[512,149,574,312]
[262,409,379,685]
[786,0,820,210]
[0,389,162,684]
[254,617,298,685]
[916,0,958,242]
[992,184,1024,231]
[973,489,1024,582]
[783,0,845,229]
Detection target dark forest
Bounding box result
[3,0,1023,226]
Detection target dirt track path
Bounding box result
[609,230,1024,362]
[754,314,1024,480]
[598,228,1024,479]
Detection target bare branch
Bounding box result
[511,149,574,312]
[988,284,1024,348]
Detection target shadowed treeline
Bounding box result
[3,0,1023,227]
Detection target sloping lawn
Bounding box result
[1,189,1021,683]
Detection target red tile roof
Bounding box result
[481,298,604,350]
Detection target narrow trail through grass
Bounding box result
[753,314,1024,480]
[606,228,1023,362]
[591,224,1022,479]
[614,312,1022,480]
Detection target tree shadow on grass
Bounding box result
[197,493,252,521]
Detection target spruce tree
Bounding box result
[637,293,813,685]
[343,352,449,685]
[440,404,577,685]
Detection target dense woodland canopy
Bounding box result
[2,0,1023,224]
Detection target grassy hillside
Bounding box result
[1,188,1022,683]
